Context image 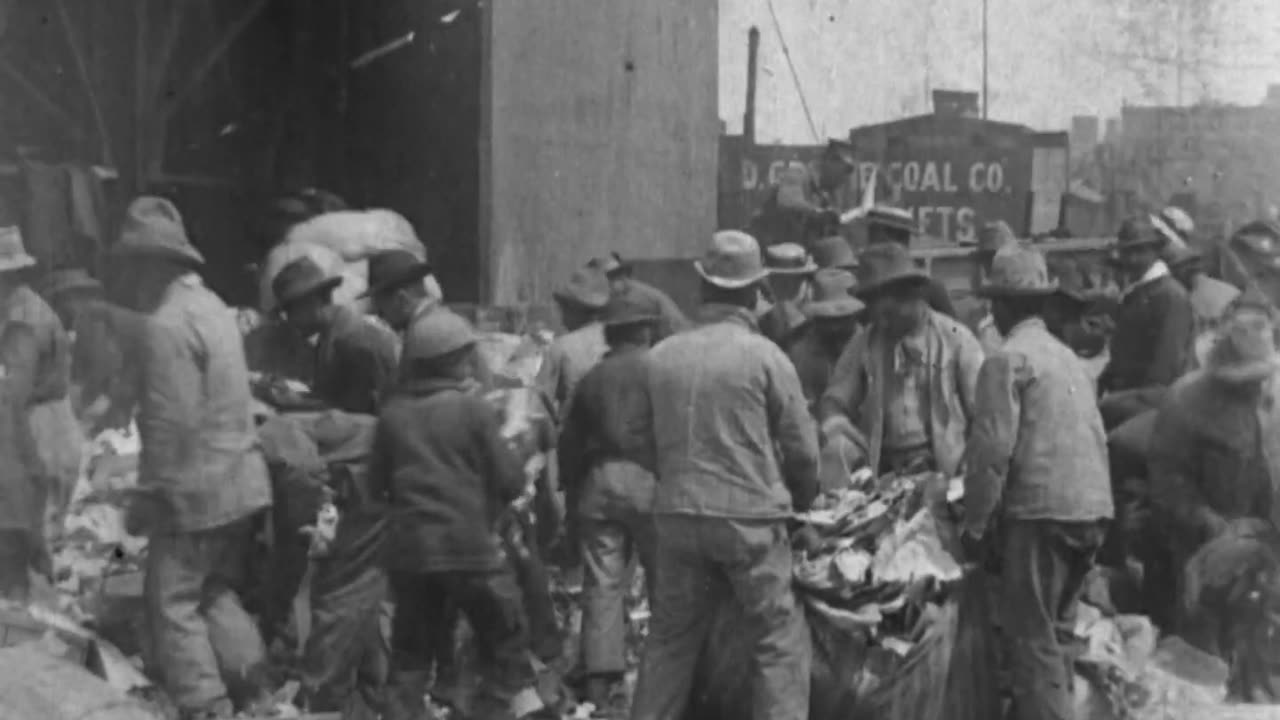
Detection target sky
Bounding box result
[720,0,1280,143]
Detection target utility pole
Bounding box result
[982,0,989,118]
[744,27,759,147]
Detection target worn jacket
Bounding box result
[137,275,272,533]
[1103,273,1195,393]
[370,378,526,573]
[538,321,607,419]
[1148,369,1280,549]
[3,285,71,404]
[559,345,656,519]
[313,305,399,415]
[0,323,40,533]
[647,304,819,519]
[787,326,842,409]
[617,279,689,341]
[819,310,984,476]
[964,318,1114,536]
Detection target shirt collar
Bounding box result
[1124,260,1170,297]
[697,303,760,331]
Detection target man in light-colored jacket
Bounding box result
[818,242,984,477]
[631,230,819,720]
[107,197,273,720]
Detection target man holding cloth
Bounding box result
[963,244,1114,720]
[631,230,819,720]
[818,243,983,477]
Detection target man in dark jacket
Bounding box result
[539,267,611,419]
[748,139,855,249]
[591,252,688,341]
[372,307,530,720]
[273,256,399,415]
[631,230,820,720]
[558,293,658,713]
[787,268,864,409]
[865,205,958,318]
[757,242,817,350]
[0,322,40,602]
[1098,216,1196,429]
[108,196,274,719]
[1148,292,1280,695]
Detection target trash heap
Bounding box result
[791,470,963,676]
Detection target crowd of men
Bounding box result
[1,176,1279,720]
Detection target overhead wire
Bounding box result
[765,0,822,143]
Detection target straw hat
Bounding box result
[804,269,864,319]
[112,196,205,266]
[695,231,770,289]
[765,242,817,275]
[867,206,917,235]
[0,226,36,273]
[977,245,1059,297]
[852,243,930,299]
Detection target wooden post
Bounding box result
[744,27,759,147]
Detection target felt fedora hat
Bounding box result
[1206,301,1280,383]
[695,230,770,289]
[1114,215,1166,252]
[272,256,343,308]
[554,267,611,309]
[40,267,102,299]
[361,249,432,298]
[852,243,930,299]
[811,235,859,271]
[112,196,205,266]
[0,226,36,273]
[978,245,1059,298]
[600,293,658,328]
[765,242,818,275]
[804,268,864,319]
[824,138,856,167]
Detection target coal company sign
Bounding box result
[849,116,1035,245]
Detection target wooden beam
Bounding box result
[160,0,270,121]
[53,0,114,165]
[0,56,84,141]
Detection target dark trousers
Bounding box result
[580,512,656,676]
[301,564,388,719]
[0,529,30,603]
[1001,519,1106,720]
[631,516,810,720]
[387,569,529,720]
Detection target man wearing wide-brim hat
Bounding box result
[272,254,399,416]
[864,204,959,319]
[1164,243,1240,353]
[1147,288,1280,673]
[557,291,660,711]
[632,229,819,720]
[538,266,612,420]
[1098,215,1195,430]
[787,268,864,410]
[758,242,818,350]
[818,242,983,478]
[963,244,1114,720]
[589,251,689,341]
[104,195,274,718]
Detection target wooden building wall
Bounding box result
[481,0,718,306]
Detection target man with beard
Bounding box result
[864,205,959,319]
[818,242,983,476]
[758,242,817,350]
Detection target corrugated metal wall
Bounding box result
[482,0,718,306]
